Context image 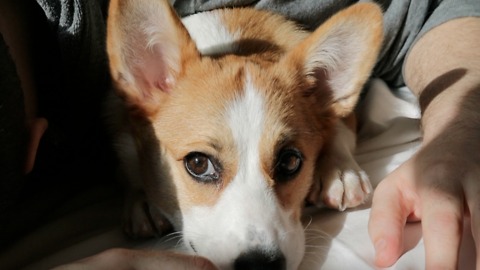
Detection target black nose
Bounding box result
[234,249,286,270]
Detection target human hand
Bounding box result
[52,248,218,270]
[368,129,480,269]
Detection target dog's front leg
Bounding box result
[116,130,172,238]
[308,115,372,211]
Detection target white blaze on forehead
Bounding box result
[182,12,239,56]
[227,75,266,182]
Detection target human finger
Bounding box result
[420,189,463,270]
[369,177,413,267]
[464,177,480,270]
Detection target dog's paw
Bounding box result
[308,119,372,211]
[123,193,172,238]
[308,166,372,211]
[323,168,371,211]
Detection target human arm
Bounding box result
[368,16,480,269]
[0,0,48,174]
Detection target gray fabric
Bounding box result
[32,0,111,168]
[31,0,480,90]
[36,0,109,92]
[173,0,480,87]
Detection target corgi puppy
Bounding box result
[106,0,383,269]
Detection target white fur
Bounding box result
[182,12,239,56]
[321,121,372,210]
[181,75,304,270]
[180,14,304,269]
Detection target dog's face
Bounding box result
[152,59,330,269]
[107,0,382,269]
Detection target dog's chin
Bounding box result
[182,213,305,270]
[184,233,305,270]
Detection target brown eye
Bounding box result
[275,149,303,182]
[184,152,220,183]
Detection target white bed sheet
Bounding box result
[2,79,476,270]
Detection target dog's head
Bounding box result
[107,1,382,269]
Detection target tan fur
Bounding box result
[152,59,245,209]
[153,55,332,212]
[222,8,307,61]
[106,0,383,249]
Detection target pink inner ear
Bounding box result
[132,43,174,99]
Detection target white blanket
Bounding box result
[2,79,476,270]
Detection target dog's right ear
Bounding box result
[107,0,199,115]
[281,3,383,118]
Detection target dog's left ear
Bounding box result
[107,0,199,115]
[284,3,383,117]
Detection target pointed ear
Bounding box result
[285,3,383,117]
[107,0,199,115]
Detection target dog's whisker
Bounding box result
[302,215,314,231]
[304,233,330,238]
[303,243,330,255]
[177,230,208,252]
[303,230,333,256]
[300,255,326,270]
[174,236,185,250]
[150,231,184,249]
[304,228,330,236]
[304,244,329,250]
[304,229,329,235]
[163,231,183,238]
[279,226,305,242]
[301,246,330,270]
[160,231,183,241]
